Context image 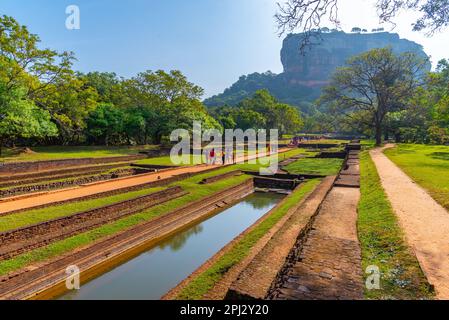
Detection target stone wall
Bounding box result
[0,154,146,176]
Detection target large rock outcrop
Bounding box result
[205,31,431,112]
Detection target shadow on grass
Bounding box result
[429,152,449,161]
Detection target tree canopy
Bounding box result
[319,48,428,145]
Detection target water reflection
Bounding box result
[58,192,284,300]
[158,225,203,251]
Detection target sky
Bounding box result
[1,0,448,97]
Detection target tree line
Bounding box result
[0,16,304,155]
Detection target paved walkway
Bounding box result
[371,146,449,299]
[0,149,289,214]
[274,187,364,300]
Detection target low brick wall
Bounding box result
[254,177,300,190]
[0,186,187,261]
[298,143,340,149]
[1,166,224,216]
[200,170,242,185]
[0,162,132,186]
[0,168,149,199]
[315,151,347,159]
[0,154,146,176]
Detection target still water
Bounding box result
[59,192,284,300]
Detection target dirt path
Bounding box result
[0,149,290,214]
[273,187,363,300]
[370,145,449,299]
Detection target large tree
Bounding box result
[276,0,449,49]
[319,48,428,145]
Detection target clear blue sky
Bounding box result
[1,0,448,97]
[0,0,283,97]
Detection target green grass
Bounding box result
[284,158,344,176]
[0,145,157,163]
[385,144,449,211]
[175,179,321,300]
[0,167,253,276]
[358,151,433,299]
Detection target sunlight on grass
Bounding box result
[385,144,449,210]
[358,151,433,299]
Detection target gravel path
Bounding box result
[370,145,449,299]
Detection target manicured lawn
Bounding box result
[0,145,157,162]
[384,144,449,211]
[0,167,253,276]
[358,151,433,299]
[175,179,322,300]
[284,158,344,176]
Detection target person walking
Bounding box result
[210,148,216,165]
[221,150,226,165]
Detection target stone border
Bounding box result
[0,155,146,176]
[0,186,188,261]
[0,179,255,300]
[0,166,223,217]
[199,170,243,185]
[162,180,318,300]
[0,162,133,186]
[225,176,336,300]
[0,168,151,199]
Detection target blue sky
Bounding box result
[1,0,448,97]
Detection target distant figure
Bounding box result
[267,144,271,155]
[210,148,216,165]
[222,150,226,165]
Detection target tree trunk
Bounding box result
[375,123,382,146]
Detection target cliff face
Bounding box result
[281,31,430,87]
[204,31,431,111]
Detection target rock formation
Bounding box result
[205,31,431,111]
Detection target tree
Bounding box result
[351,27,362,33]
[276,0,449,49]
[0,15,74,98]
[319,48,428,145]
[0,85,58,155]
[86,104,124,146]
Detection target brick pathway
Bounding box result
[272,180,364,299]
[270,152,364,300]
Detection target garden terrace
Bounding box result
[0,154,147,175]
[0,167,154,199]
[0,186,187,261]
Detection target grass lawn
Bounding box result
[0,145,157,163]
[358,151,433,299]
[384,144,449,211]
[174,179,322,300]
[284,158,344,176]
[0,167,253,276]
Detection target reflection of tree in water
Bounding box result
[158,225,204,252]
[244,193,284,210]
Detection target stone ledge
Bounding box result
[225,176,336,300]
